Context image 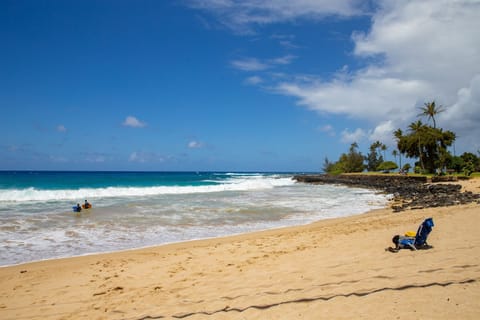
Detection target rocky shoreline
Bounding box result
[293,174,480,212]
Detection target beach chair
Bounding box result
[414,217,434,249]
[387,218,434,252]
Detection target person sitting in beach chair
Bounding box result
[387,218,434,252]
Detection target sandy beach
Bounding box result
[1,179,479,320]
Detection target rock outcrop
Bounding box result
[293,174,480,212]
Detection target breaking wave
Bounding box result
[0,175,295,202]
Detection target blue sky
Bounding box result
[1,0,479,171]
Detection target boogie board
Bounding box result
[405,231,416,237]
[72,206,81,212]
[82,204,92,209]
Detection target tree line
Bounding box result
[324,101,480,176]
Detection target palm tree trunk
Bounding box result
[418,139,425,171]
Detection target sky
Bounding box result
[1,0,479,172]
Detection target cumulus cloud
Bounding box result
[276,75,429,121]
[352,0,480,99]
[341,128,366,143]
[368,120,395,146]
[122,116,147,128]
[440,74,480,152]
[274,0,480,151]
[56,125,67,132]
[190,0,480,152]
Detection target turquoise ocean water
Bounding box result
[0,171,389,266]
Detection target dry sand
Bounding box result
[1,179,479,320]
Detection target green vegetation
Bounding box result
[365,141,386,171]
[323,143,364,174]
[395,120,455,173]
[402,163,411,173]
[323,100,480,176]
[377,161,398,172]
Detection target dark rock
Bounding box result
[293,174,480,212]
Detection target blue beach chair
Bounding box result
[414,217,434,249]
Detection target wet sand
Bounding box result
[1,180,479,320]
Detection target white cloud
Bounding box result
[368,120,395,146]
[352,0,480,100]
[122,116,147,128]
[276,75,429,121]
[187,0,363,34]
[440,74,480,152]
[190,0,480,152]
[85,154,106,163]
[271,34,300,49]
[318,124,335,136]
[188,140,204,149]
[56,125,67,132]
[244,75,263,85]
[273,0,480,151]
[129,152,144,163]
[232,55,296,73]
[231,58,269,71]
[269,54,296,65]
[128,151,165,163]
[341,128,366,143]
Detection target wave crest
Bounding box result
[0,176,295,202]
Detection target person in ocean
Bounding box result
[84,200,91,209]
[75,203,82,212]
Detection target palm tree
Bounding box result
[418,101,445,128]
[419,101,447,173]
[350,142,359,152]
[393,129,403,140]
[381,144,387,160]
[392,149,399,169]
[371,140,380,153]
[409,120,425,171]
[393,130,404,171]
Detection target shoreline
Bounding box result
[1,178,389,268]
[1,179,479,319]
[1,199,386,269]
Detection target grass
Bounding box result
[341,171,480,179]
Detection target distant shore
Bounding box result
[0,178,479,319]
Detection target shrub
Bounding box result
[377,161,398,173]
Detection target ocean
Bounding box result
[0,171,389,266]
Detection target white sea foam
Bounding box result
[0,177,388,266]
[0,176,295,203]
